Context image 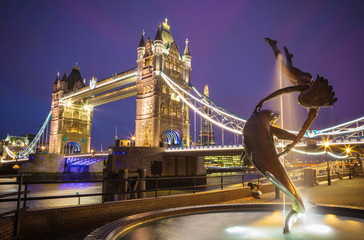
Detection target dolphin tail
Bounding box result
[265,171,305,213]
[284,209,300,234]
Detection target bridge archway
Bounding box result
[161,130,181,147]
[64,142,81,154]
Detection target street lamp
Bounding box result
[346,147,351,154]
[324,141,331,185]
[346,147,352,179]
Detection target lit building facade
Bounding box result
[135,19,192,147]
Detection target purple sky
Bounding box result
[1,0,363,149]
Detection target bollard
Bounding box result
[138,169,146,199]
[303,169,316,187]
[119,169,128,200]
[76,192,80,205]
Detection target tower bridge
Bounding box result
[1,19,364,166]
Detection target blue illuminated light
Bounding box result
[122,151,125,155]
[162,130,180,146]
[117,152,119,155]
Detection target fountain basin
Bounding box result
[85,204,364,240]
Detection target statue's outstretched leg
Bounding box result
[265,38,282,60]
[284,46,294,66]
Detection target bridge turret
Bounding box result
[66,63,85,92]
[137,30,146,60]
[153,23,163,55]
[182,38,192,85]
[49,64,92,155]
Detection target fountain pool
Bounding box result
[85,204,364,240]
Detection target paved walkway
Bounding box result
[223,176,364,208]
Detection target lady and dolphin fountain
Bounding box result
[242,38,337,233]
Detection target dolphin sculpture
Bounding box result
[243,110,305,233]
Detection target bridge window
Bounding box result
[162,85,167,94]
[143,87,146,94]
[71,126,78,133]
[146,86,150,93]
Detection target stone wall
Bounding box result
[18,153,104,178]
[0,218,14,240]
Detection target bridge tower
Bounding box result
[135,19,192,147]
[49,64,93,154]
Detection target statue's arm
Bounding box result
[278,108,319,157]
[271,126,296,141]
[254,85,310,113]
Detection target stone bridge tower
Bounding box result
[135,19,192,147]
[49,64,92,154]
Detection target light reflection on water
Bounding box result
[119,211,364,240]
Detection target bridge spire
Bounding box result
[154,23,162,41]
[54,71,60,84]
[62,68,67,81]
[138,29,145,48]
[162,18,170,31]
[183,38,191,56]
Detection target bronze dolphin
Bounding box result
[243,110,305,232]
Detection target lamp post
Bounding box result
[346,147,352,179]
[324,141,331,186]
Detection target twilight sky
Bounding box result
[0,0,363,149]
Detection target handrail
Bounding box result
[0,174,29,237]
[0,170,314,217]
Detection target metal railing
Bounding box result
[0,174,30,236]
[0,171,307,207]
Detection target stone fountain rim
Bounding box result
[84,203,364,240]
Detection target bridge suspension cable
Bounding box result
[160,72,245,135]
[2,111,52,161]
[19,111,52,158]
[314,116,364,138]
